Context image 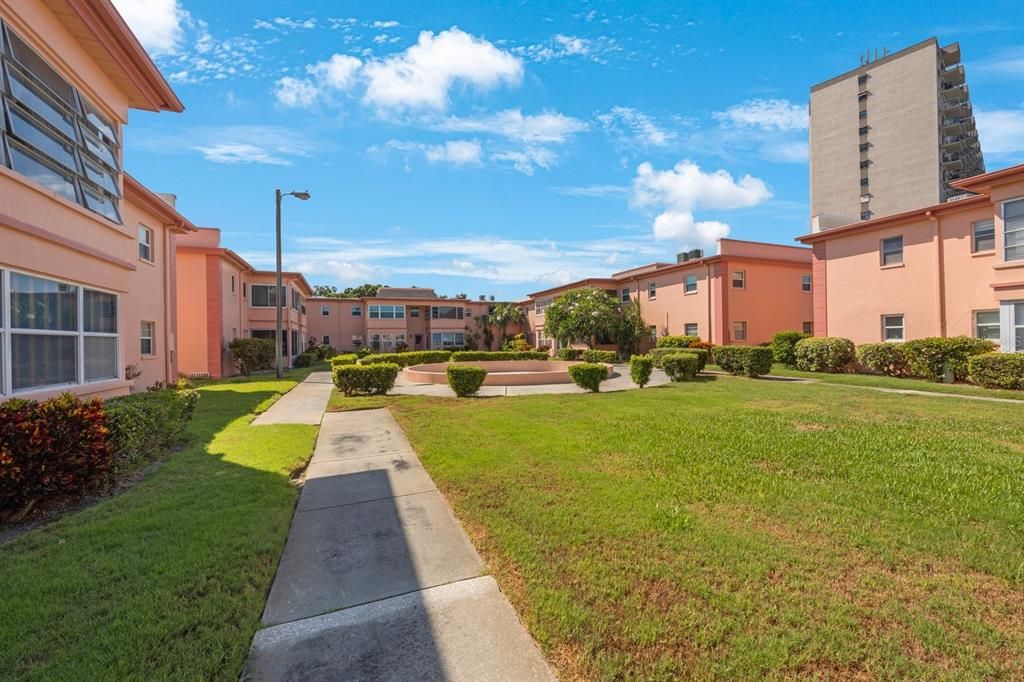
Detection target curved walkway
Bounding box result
[391,363,671,397]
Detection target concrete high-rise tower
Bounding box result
[809,38,984,231]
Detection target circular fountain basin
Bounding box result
[404,360,615,386]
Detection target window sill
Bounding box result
[683,291,697,296]
[139,258,156,267]
[970,250,995,258]
[880,263,905,270]
[993,261,1024,271]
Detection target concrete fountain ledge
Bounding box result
[403,360,617,386]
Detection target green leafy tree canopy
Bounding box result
[543,288,620,348]
[312,283,384,298]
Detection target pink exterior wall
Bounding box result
[801,168,1024,347]
[175,249,210,377]
[0,0,186,400]
[523,239,813,349]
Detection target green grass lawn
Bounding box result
[326,387,407,412]
[708,363,1024,401]
[0,374,318,679]
[391,378,1024,680]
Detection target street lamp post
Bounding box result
[275,189,310,378]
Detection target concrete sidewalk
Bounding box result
[391,363,671,397]
[245,409,554,681]
[251,371,334,425]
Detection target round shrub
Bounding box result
[557,347,582,361]
[333,363,400,396]
[446,365,488,397]
[856,342,909,377]
[293,352,316,368]
[630,355,653,388]
[583,349,617,364]
[968,352,1024,389]
[902,336,996,382]
[330,354,358,368]
[228,337,275,375]
[568,363,609,393]
[656,335,701,348]
[662,352,699,382]
[712,346,774,377]
[770,330,809,367]
[794,337,855,373]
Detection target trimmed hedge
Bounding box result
[330,354,358,368]
[663,352,700,382]
[105,387,199,475]
[713,346,773,377]
[451,350,548,362]
[228,337,275,375]
[656,335,702,348]
[359,350,451,367]
[557,348,582,361]
[901,336,995,382]
[794,337,855,373]
[649,347,708,371]
[968,352,1024,389]
[770,330,810,367]
[583,349,617,364]
[333,363,400,396]
[446,365,488,397]
[568,363,608,392]
[856,343,909,377]
[0,394,112,520]
[293,352,316,368]
[630,355,653,388]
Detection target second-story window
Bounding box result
[250,285,284,307]
[0,23,122,223]
[881,236,903,266]
[369,304,405,319]
[732,270,745,289]
[351,305,361,317]
[430,306,464,320]
[620,287,630,303]
[972,220,995,253]
[1004,198,1024,262]
[648,282,657,299]
[321,304,330,317]
[684,275,697,294]
[138,225,153,262]
[801,274,812,292]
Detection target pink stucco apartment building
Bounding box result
[0,0,194,400]
[308,288,511,353]
[522,238,815,349]
[175,227,313,378]
[797,163,1024,351]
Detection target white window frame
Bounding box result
[648,282,657,299]
[352,334,363,348]
[430,305,464,320]
[138,225,153,262]
[974,309,1000,342]
[430,331,465,349]
[732,321,747,341]
[322,335,331,347]
[882,314,904,342]
[1,268,120,395]
[731,270,745,289]
[321,304,330,317]
[1000,301,1024,352]
[1003,197,1024,262]
[880,236,903,266]
[140,320,154,356]
[249,284,284,308]
[351,305,361,317]
[620,287,630,303]
[684,323,698,336]
[684,275,697,294]
[369,304,405,319]
[534,298,551,316]
[801,274,812,292]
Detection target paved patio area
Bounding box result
[391,363,671,397]
[245,409,554,681]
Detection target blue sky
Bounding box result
[113,0,1024,300]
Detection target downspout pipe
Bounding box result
[926,210,947,337]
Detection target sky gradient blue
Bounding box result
[120,0,1024,300]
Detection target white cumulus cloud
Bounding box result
[307,54,363,90]
[436,109,588,143]
[362,27,523,110]
[714,98,807,131]
[274,76,320,107]
[631,160,772,248]
[111,0,188,56]
[976,107,1024,155]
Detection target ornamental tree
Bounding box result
[543,288,620,348]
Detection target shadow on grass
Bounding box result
[0,382,320,680]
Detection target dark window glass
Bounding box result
[10,271,77,330]
[881,236,903,266]
[6,29,75,106]
[7,103,76,170]
[12,334,76,389]
[9,142,76,201]
[82,156,119,196]
[82,184,120,222]
[7,67,75,139]
[83,289,117,333]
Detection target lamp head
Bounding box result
[291,191,311,201]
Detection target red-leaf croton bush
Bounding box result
[0,393,113,521]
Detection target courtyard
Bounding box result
[2,369,1021,679]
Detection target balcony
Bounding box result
[941,82,968,101]
[939,42,961,68]
[942,100,971,119]
[941,64,965,86]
